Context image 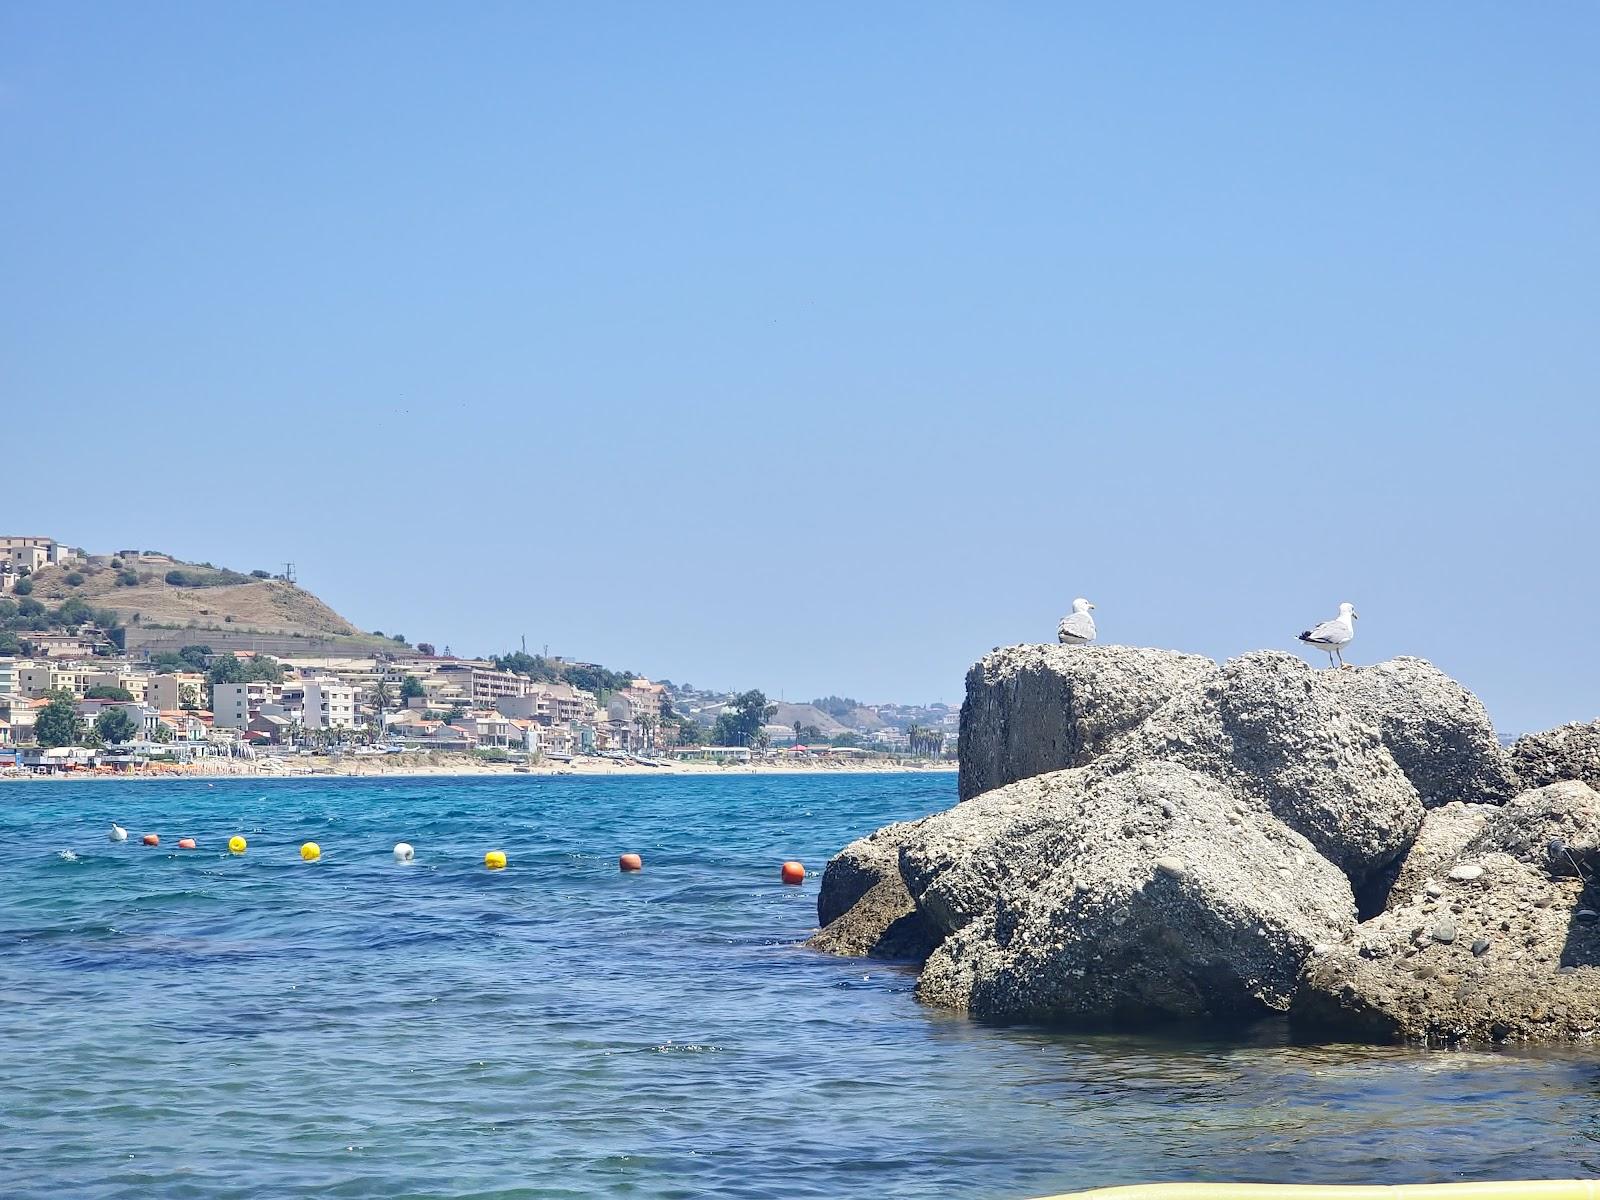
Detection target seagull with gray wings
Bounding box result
[1298,601,1358,667]
[1058,597,1097,646]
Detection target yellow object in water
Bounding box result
[228,836,247,855]
[300,842,321,862]
[1034,1184,1600,1200]
[484,850,507,870]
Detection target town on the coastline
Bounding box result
[0,536,956,774]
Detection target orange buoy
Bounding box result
[177,837,197,850]
[781,860,806,886]
[619,852,643,872]
[142,833,160,847]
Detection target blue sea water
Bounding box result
[2,773,1599,1200]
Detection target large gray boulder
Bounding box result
[1511,719,1600,793]
[811,637,1596,1042]
[806,821,938,960]
[957,644,1214,800]
[1465,781,1600,877]
[912,763,1356,1024]
[1321,657,1517,806]
[1293,782,1600,1044]
[1100,651,1423,887]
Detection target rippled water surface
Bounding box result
[3,774,1599,1199]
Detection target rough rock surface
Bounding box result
[806,821,938,960]
[1511,719,1600,793]
[812,638,1595,1042]
[913,763,1356,1024]
[957,644,1214,801]
[1320,657,1517,806]
[1293,783,1600,1044]
[1100,651,1422,887]
[1465,781,1600,877]
[1383,802,1496,909]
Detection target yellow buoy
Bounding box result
[300,842,322,862]
[484,850,507,871]
[228,836,247,855]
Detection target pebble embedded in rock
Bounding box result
[1431,921,1457,944]
[1471,938,1490,956]
[1425,882,1444,898]
[1449,863,1484,881]
[1154,856,1187,878]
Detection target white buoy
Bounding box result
[109,823,128,842]
[393,842,415,863]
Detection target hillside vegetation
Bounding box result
[25,555,374,645]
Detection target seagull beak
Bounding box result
[1088,603,1096,611]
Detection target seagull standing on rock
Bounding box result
[1058,598,1097,646]
[1298,601,1358,668]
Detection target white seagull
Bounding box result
[1298,601,1358,668]
[1058,598,1097,646]
[108,823,128,842]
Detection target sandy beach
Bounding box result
[0,752,957,783]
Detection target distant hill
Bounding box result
[767,702,850,737]
[26,554,398,655]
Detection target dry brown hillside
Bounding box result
[27,556,367,641]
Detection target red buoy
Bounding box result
[781,860,806,886]
[142,834,160,847]
[619,852,643,872]
[177,838,197,850]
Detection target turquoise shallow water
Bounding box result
[3,773,1599,1199]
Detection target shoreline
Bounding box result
[0,755,958,783]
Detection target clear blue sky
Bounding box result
[3,4,1596,733]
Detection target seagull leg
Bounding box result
[1337,647,1348,669]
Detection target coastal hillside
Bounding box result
[23,553,391,653]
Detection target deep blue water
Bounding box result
[3,773,1599,1200]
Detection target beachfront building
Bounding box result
[75,699,160,742]
[211,679,285,730]
[148,673,206,712]
[668,745,753,764]
[84,670,149,703]
[618,679,666,722]
[436,664,530,707]
[526,681,598,725]
[211,682,252,730]
[20,664,96,698]
[448,709,516,748]
[302,680,357,730]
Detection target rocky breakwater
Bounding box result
[809,643,1600,1044]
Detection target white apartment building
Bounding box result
[303,680,357,730]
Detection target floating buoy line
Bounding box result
[97,828,806,882]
